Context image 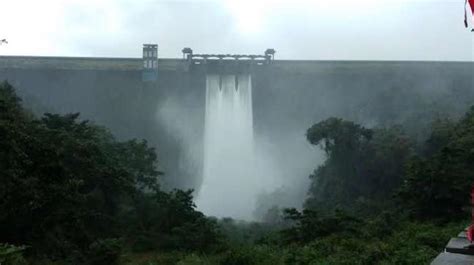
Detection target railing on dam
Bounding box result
[181,48,276,73]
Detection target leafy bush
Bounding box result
[87,238,122,265]
[398,107,474,220]
[0,243,28,265]
[219,245,284,265]
[177,254,215,265]
[281,209,362,244]
[0,82,223,263]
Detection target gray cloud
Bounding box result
[1,0,473,61]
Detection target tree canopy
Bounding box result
[305,118,413,213]
[0,81,221,264]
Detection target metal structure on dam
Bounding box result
[0,44,473,190]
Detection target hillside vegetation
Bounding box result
[0,81,472,265]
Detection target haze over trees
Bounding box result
[0,81,473,264]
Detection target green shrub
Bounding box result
[0,243,28,265]
[177,254,215,265]
[87,238,122,265]
[219,245,284,265]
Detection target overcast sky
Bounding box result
[0,0,473,61]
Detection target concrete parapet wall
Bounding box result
[2,55,471,74]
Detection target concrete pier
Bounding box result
[431,229,474,265]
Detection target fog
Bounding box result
[1,0,473,221]
[1,0,473,61]
[2,1,474,264]
[148,61,473,220]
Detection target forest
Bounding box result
[1,80,473,265]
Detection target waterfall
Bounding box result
[196,74,258,220]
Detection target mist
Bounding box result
[1,0,473,263]
[1,0,473,61]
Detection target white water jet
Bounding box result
[196,74,261,220]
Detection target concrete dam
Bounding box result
[1,45,473,218]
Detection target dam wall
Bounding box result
[0,55,472,191]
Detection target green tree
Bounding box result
[305,118,372,210]
[0,82,221,263]
[305,118,413,213]
[399,106,474,219]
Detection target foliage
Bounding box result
[305,118,413,213]
[124,189,222,253]
[217,218,280,247]
[119,251,186,265]
[1,81,472,264]
[0,82,220,263]
[398,106,474,219]
[0,243,28,265]
[117,219,465,265]
[422,118,456,156]
[281,209,362,244]
[218,245,285,265]
[136,107,470,265]
[306,117,373,156]
[176,254,216,265]
[87,238,123,265]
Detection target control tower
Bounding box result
[142,44,158,81]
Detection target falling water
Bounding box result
[196,74,259,220]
